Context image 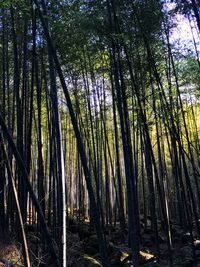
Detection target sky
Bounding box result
[166,3,200,57]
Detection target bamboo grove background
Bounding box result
[0,0,199,266]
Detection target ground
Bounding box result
[1,218,200,266]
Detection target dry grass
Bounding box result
[0,240,23,267]
[0,230,84,266]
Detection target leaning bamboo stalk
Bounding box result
[0,111,61,267]
[0,132,30,267]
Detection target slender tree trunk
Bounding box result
[0,111,61,267]
[33,1,109,265]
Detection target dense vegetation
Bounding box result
[0,0,199,266]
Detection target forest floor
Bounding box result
[65,217,200,267]
[1,217,200,266]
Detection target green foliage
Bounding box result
[0,0,11,8]
[178,56,200,87]
[134,0,163,37]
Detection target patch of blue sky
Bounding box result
[164,1,200,58]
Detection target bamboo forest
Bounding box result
[0,0,199,266]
